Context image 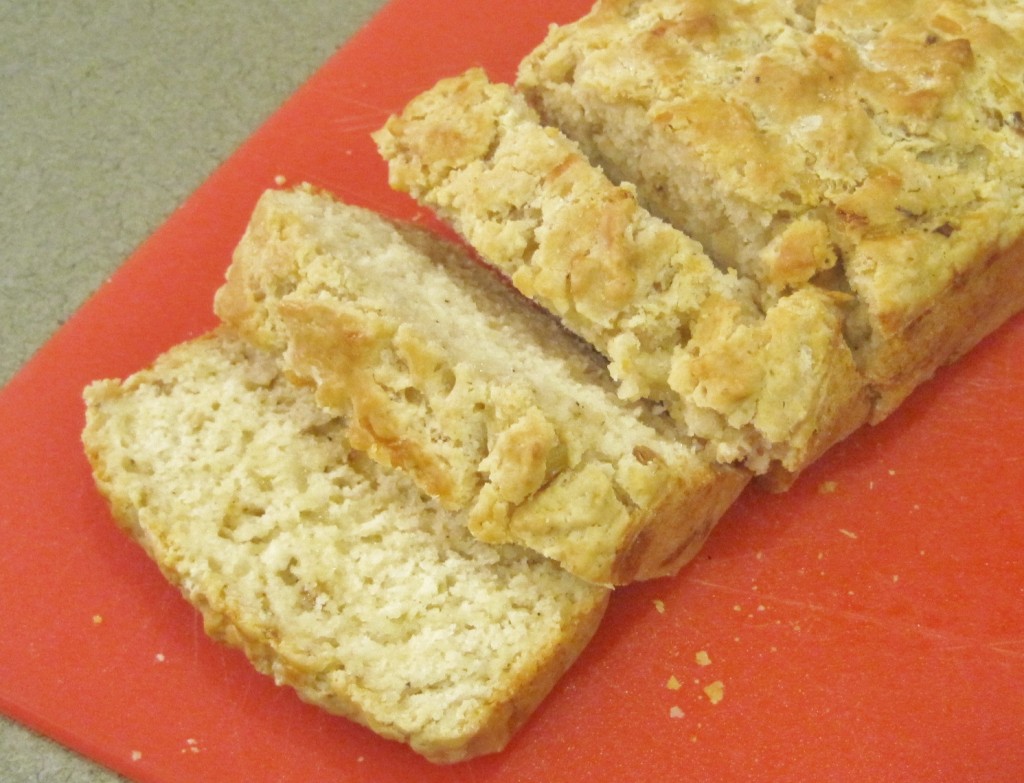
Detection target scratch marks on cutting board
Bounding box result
[688,577,1024,660]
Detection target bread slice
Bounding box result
[373,69,869,482]
[213,186,748,584]
[81,329,609,764]
[517,0,1024,421]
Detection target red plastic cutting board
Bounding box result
[2,1,1023,781]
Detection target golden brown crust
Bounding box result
[865,233,1024,421]
[276,297,465,504]
[518,0,1024,427]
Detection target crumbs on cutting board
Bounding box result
[131,750,143,762]
[661,647,726,721]
[182,738,202,755]
[653,599,666,614]
[818,480,838,494]
[703,681,725,705]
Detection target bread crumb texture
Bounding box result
[81,331,608,763]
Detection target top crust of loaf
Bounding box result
[518,0,1024,417]
[373,70,870,478]
[214,186,748,584]
[81,330,609,763]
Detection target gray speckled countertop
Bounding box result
[0,2,387,779]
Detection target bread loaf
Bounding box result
[373,69,870,481]
[81,329,609,763]
[214,185,748,584]
[517,0,1024,422]
[78,0,1024,765]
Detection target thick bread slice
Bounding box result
[81,329,609,764]
[518,0,1024,422]
[214,186,748,584]
[373,69,869,481]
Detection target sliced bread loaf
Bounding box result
[214,186,748,584]
[517,0,1024,421]
[81,329,610,763]
[373,69,869,481]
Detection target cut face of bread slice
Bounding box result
[373,69,869,481]
[518,0,1024,420]
[81,330,609,764]
[214,186,748,585]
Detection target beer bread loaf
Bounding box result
[80,1,1024,763]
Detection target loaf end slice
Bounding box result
[82,330,609,763]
